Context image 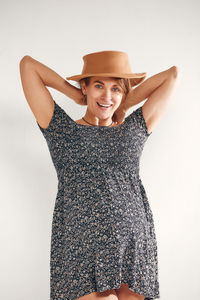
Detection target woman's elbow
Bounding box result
[170,66,180,79]
[19,55,32,66]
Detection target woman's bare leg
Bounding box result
[115,283,145,300]
[76,289,119,300]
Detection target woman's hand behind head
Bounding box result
[112,104,126,125]
[64,80,88,106]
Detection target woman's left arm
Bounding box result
[121,66,181,133]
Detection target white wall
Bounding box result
[1,0,200,299]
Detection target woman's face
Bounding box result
[81,76,124,122]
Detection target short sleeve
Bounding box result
[129,106,152,137]
[36,99,69,140]
[36,99,70,169]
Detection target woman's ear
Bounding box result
[80,81,86,95]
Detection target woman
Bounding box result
[19,51,179,300]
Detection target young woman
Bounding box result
[19,51,179,300]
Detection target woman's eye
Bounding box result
[95,84,102,89]
[113,87,120,92]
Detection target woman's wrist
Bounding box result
[63,80,83,103]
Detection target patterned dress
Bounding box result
[36,99,160,300]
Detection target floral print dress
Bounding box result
[36,99,160,300]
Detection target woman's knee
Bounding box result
[76,288,119,300]
[115,283,145,300]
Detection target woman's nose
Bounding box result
[101,89,112,100]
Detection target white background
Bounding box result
[1,0,200,299]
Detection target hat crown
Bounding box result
[82,51,132,75]
[66,50,146,87]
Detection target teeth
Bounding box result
[97,102,112,107]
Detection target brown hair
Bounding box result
[78,76,132,105]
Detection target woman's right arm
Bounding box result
[19,55,84,129]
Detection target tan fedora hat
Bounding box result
[66,50,146,87]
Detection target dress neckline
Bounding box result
[67,114,128,130]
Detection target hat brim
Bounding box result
[66,72,147,87]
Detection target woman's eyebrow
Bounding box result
[94,80,119,87]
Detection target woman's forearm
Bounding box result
[21,55,83,102]
[122,66,178,111]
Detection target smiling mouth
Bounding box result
[97,102,113,108]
